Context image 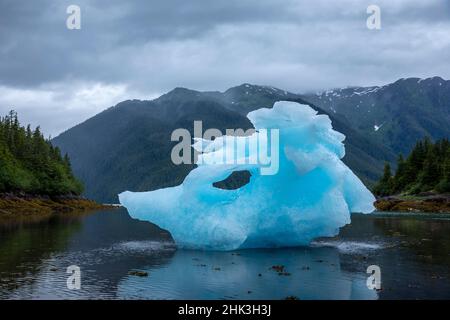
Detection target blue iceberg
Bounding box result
[119,101,375,250]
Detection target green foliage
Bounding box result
[374,137,450,196]
[373,162,393,196]
[0,111,83,195]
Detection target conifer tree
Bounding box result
[0,111,83,195]
[374,137,450,196]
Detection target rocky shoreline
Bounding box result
[0,193,113,223]
[374,193,450,213]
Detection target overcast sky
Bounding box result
[1,0,449,136]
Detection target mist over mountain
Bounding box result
[52,78,450,203]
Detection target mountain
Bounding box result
[303,77,450,156]
[52,84,393,202]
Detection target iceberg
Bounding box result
[119,101,375,250]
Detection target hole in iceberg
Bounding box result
[212,170,252,190]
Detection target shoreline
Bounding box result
[374,193,450,213]
[3,192,450,223]
[0,193,115,224]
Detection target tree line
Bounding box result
[374,137,450,196]
[0,111,83,195]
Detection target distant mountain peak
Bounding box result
[395,76,446,84]
[165,87,200,95]
[156,87,202,102]
[225,83,291,97]
[313,76,448,99]
[302,75,450,159]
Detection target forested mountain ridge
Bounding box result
[53,84,393,202]
[303,77,450,156]
[53,77,450,203]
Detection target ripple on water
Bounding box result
[310,240,384,254]
[113,240,177,253]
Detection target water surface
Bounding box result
[0,209,449,299]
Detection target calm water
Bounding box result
[0,208,449,300]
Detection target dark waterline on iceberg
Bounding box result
[0,209,449,299]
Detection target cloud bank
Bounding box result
[0,0,449,135]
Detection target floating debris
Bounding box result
[271,265,285,272]
[128,270,148,277]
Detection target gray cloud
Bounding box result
[0,0,449,135]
